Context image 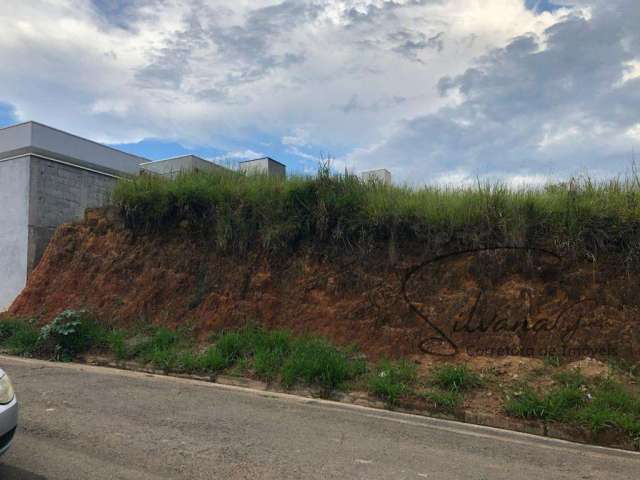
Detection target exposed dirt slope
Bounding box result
[10,208,640,361]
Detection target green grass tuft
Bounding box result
[574,380,640,437]
[0,318,40,355]
[368,359,417,406]
[280,337,360,393]
[421,389,462,411]
[431,363,482,392]
[252,330,292,381]
[505,377,640,440]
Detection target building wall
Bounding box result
[27,156,117,273]
[29,122,144,175]
[239,158,286,178]
[0,122,144,175]
[140,155,227,178]
[239,158,268,175]
[361,169,392,185]
[0,157,30,310]
[267,161,286,178]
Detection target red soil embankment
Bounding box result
[9,208,640,361]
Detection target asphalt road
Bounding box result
[0,356,638,479]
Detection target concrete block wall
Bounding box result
[361,169,392,185]
[27,156,118,272]
[239,157,286,178]
[140,155,227,178]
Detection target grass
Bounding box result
[574,380,640,438]
[420,390,462,411]
[368,359,417,406]
[1,314,637,443]
[0,318,40,355]
[113,165,640,260]
[252,330,292,380]
[505,372,640,441]
[281,336,365,393]
[430,363,483,392]
[0,311,110,359]
[505,371,588,421]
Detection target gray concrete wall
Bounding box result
[0,122,32,154]
[361,169,392,185]
[140,155,226,178]
[27,156,117,273]
[0,122,145,175]
[239,158,286,178]
[0,157,30,311]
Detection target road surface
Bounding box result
[0,356,638,479]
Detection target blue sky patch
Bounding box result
[0,102,17,127]
[109,134,329,176]
[110,138,225,162]
[524,0,564,13]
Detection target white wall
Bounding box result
[0,157,30,311]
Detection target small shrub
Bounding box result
[368,359,417,406]
[431,363,482,392]
[39,310,106,360]
[280,337,354,393]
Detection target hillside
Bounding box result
[8,192,640,362]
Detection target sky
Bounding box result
[0,0,638,185]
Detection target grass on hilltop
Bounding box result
[112,163,640,261]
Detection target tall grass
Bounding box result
[113,167,640,260]
[505,372,640,440]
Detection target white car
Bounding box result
[0,369,17,456]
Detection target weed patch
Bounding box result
[506,376,640,441]
[280,337,362,393]
[113,168,640,261]
[368,359,417,406]
[0,318,40,355]
[431,364,482,392]
[421,390,462,412]
[38,310,108,360]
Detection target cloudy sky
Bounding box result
[0,0,638,184]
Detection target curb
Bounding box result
[77,355,639,452]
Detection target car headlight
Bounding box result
[0,374,15,404]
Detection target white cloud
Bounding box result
[0,0,636,183]
[212,149,265,161]
[620,60,640,85]
[282,127,311,147]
